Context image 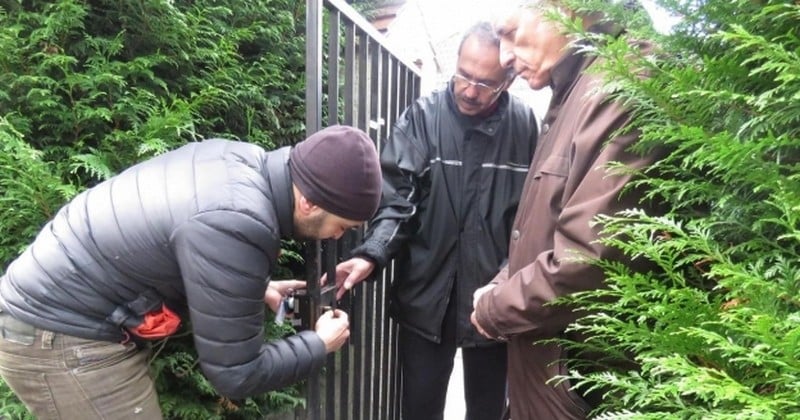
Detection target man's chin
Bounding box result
[525,73,549,91]
[523,80,542,91]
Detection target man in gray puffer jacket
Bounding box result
[0,125,382,419]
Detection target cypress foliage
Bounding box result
[1,0,307,184]
[552,0,800,418]
[1,0,308,418]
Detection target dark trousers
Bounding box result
[399,297,507,420]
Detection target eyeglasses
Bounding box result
[452,73,505,95]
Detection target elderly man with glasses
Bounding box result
[325,21,538,420]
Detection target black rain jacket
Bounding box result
[352,84,537,346]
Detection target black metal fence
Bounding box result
[301,0,421,419]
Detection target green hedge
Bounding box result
[1,0,308,418]
[554,1,800,418]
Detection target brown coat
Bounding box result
[474,45,658,419]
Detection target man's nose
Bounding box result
[499,47,515,69]
[463,84,480,98]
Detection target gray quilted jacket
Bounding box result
[0,139,326,399]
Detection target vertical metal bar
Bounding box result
[324,242,338,420]
[352,42,363,416]
[369,43,384,420]
[398,68,408,122]
[344,24,356,127]
[384,56,398,137]
[385,261,400,420]
[305,248,323,420]
[375,69,391,413]
[363,284,376,420]
[406,67,413,107]
[375,271,386,419]
[326,18,346,420]
[327,10,341,127]
[390,296,401,420]
[363,35,378,420]
[306,0,322,135]
[324,10,342,419]
[324,330,336,420]
[351,292,362,420]
[357,32,369,132]
[305,0,323,418]
[406,68,413,106]
[412,69,422,103]
[379,48,391,148]
[354,30,370,420]
[337,236,354,420]
[368,44,382,144]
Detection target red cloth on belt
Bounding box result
[130,304,181,338]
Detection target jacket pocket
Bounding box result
[530,154,571,213]
[555,347,593,417]
[534,154,570,179]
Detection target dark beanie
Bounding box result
[289,125,382,221]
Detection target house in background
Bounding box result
[364,0,407,34]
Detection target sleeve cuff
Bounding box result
[475,291,504,340]
[350,240,389,271]
[297,330,328,370]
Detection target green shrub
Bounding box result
[1,0,310,418]
[553,1,800,418]
[1,0,307,187]
[0,118,77,264]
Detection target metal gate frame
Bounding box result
[303,1,421,419]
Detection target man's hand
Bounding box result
[471,283,497,339]
[264,280,306,313]
[320,257,376,300]
[472,283,496,309]
[470,311,493,339]
[315,309,350,353]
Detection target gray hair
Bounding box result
[456,21,516,80]
[457,21,499,56]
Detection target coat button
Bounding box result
[511,229,520,240]
[541,123,550,134]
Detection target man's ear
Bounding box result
[297,193,320,216]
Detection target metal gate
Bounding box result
[302,0,421,419]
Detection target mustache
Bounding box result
[456,94,482,106]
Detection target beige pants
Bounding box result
[0,311,163,420]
